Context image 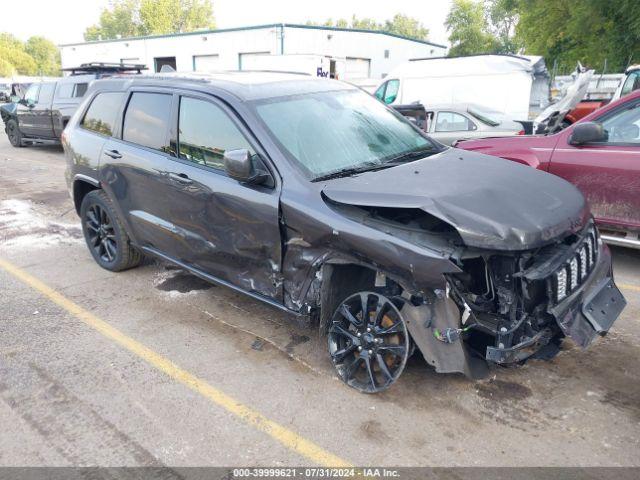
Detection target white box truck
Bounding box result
[374,54,550,121]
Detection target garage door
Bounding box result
[345,57,371,79]
[193,54,220,72]
[239,52,270,70]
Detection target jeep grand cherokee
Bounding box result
[63,72,626,393]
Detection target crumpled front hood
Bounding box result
[322,148,590,250]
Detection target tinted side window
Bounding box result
[123,92,172,152]
[56,83,74,99]
[74,83,88,97]
[178,96,254,170]
[600,102,640,144]
[383,79,399,104]
[81,92,125,136]
[24,84,39,103]
[435,111,475,132]
[38,83,55,105]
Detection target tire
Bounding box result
[328,291,410,393]
[80,190,143,272]
[6,119,23,147]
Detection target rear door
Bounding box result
[16,83,40,136]
[100,89,178,256]
[549,98,640,232]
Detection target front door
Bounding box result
[549,99,640,232]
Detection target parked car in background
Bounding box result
[612,64,640,101]
[63,72,624,393]
[0,63,145,147]
[456,89,640,249]
[394,103,524,145]
[0,82,10,103]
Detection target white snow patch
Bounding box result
[0,199,82,249]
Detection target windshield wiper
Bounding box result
[382,147,438,165]
[311,162,388,182]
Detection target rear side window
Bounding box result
[74,83,88,97]
[178,96,254,170]
[81,92,125,136]
[435,111,476,132]
[56,83,74,99]
[123,92,172,152]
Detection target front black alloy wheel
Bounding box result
[6,119,23,147]
[328,292,410,393]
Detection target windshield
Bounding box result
[254,89,439,180]
[467,107,501,127]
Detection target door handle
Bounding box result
[168,172,193,184]
[104,149,122,159]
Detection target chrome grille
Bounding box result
[553,225,598,303]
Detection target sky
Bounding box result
[0,0,453,46]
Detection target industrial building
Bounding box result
[59,23,447,80]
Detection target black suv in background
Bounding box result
[1,63,145,147]
[63,72,625,393]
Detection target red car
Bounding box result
[456,90,640,249]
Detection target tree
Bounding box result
[25,36,61,76]
[0,34,38,75]
[446,0,498,56]
[384,14,429,40]
[305,14,429,41]
[84,0,215,41]
[515,0,640,73]
[485,0,521,53]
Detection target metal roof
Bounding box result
[59,23,446,49]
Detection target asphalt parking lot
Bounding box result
[1,131,639,467]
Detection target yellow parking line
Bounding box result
[620,283,640,293]
[0,257,351,468]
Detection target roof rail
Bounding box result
[62,62,148,75]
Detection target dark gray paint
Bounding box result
[62,73,623,378]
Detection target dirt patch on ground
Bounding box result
[476,379,533,401]
[155,271,214,293]
[285,333,310,354]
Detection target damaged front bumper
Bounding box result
[487,241,626,364]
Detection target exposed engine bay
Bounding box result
[326,198,624,378]
[446,222,600,364]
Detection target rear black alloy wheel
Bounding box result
[328,292,410,393]
[85,204,117,264]
[6,119,23,147]
[80,190,142,271]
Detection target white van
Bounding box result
[374,54,550,121]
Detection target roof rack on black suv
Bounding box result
[62,62,148,76]
[1,63,147,147]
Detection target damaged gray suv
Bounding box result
[63,72,626,393]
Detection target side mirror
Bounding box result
[569,122,608,145]
[223,149,271,186]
